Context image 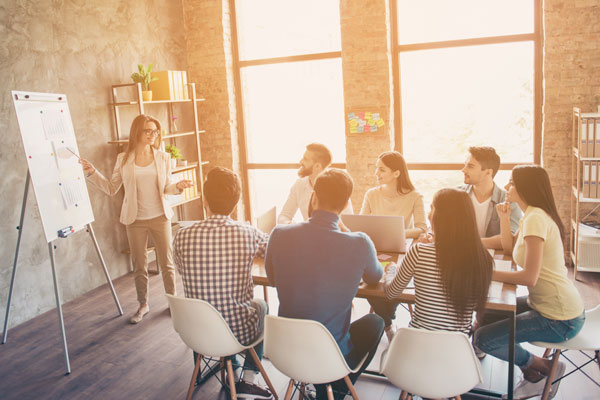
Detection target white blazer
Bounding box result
[87,148,180,225]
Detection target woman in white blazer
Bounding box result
[81,114,192,324]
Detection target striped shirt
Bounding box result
[173,215,268,345]
[384,243,474,334]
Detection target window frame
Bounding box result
[390,0,543,170]
[229,0,345,221]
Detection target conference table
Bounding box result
[252,249,518,400]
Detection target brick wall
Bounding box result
[543,0,600,232]
[340,0,395,212]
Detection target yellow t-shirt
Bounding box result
[513,206,584,320]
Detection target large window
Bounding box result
[393,0,540,198]
[232,0,344,220]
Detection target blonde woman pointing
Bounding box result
[81,114,192,324]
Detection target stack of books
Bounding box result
[149,70,189,101]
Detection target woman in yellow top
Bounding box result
[360,151,427,239]
[80,115,192,324]
[475,165,584,399]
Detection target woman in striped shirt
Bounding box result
[383,188,494,334]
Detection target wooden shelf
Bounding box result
[107,130,206,145]
[171,195,202,208]
[172,161,209,173]
[109,98,206,106]
[573,148,600,161]
[571,186,600,203]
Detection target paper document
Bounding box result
[494,259,512,272]
[488,282,503,299]
[59,178,87,209]
[41,110,69,140]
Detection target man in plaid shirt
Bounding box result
[173,167,272,399]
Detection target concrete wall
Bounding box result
[0,0,187,327]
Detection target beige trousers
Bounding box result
[125,215,176,305]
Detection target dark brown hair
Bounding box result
[432,188,493,317]
[123,114,162,164]
[203,167,241,215]
[306,143,332,169]
[378,151,415,194]
[511,165,565,245]
[468,146,501,178]
[313,169,353,212]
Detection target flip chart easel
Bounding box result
[2,91,123,374]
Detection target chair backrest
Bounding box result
[264,315,352,384]
[380,327,483,399]
[166,294,246,357]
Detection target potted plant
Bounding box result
[131,63,158,102]
[165,144,181,169]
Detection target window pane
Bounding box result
[249,169,304,223]
[397,0,534,44]
[409,170,512,213]
[235,0,341,60]
[400,42,534,164]
[242,59,346,163]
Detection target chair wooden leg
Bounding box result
[543,348,552,358]
[220,357,226,385]
[541,349,562,400]
[326,384,335,400]
[407,303,414,318]
[299,383,306,399]
[284,379,295,400]
[343,375,360,399]
[226,358,237,400]
[263,286,269,303]
[248,347,279,399]
[187,353,203,400]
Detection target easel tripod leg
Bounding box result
[2,172,30,344]
[48,242,71,374]
[87,224,123,316]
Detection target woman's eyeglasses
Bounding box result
[143,129,160,137]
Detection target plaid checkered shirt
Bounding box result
[173,215,268,345]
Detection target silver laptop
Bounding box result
[256,206,277,234]
[340,214,406,253]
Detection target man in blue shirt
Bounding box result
[265,169,384,399]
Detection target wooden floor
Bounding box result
[1,265,599,400]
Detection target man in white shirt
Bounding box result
[278,143,353,224]
[459,146,521,237]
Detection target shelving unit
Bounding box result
[570,107,600,279]
[108,82,207,219]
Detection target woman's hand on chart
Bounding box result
[176,180,194,191]
[79,159,95,175]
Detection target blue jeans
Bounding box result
[474,297,585,367]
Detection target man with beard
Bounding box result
[459,146,521,239]
[278,143,353,224]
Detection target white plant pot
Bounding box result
[171,159,177,169]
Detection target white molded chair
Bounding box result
[166,294,278,400]
[380,327,483,400]
[264,315,368,400]
[530,304,600,400]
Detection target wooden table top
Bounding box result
[252,249,517,312]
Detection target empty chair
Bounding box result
[264,315,368,400]
[530,304,600,400]
[380,327,483,400]
[166,294,278,400]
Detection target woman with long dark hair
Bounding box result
[382,188,493,335]
[360,151,427,238]
[475,165,584,399]
[80,114,192,324]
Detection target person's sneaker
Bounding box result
[473,343,486,360]
[502,361,566,400]
[235,381,273,399]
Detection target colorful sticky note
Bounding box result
[365,112,372,120]
[349,126,357,133]
[357,126,364,133]
[349,119,358,127]
[371,125,378,132]
[377,119,385,127]
[359,119,366,126]
[364,124,371,132]
[367,119,375,126]
[373,113,380,120]
[348,112,356,120]
[357,111,364,119]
